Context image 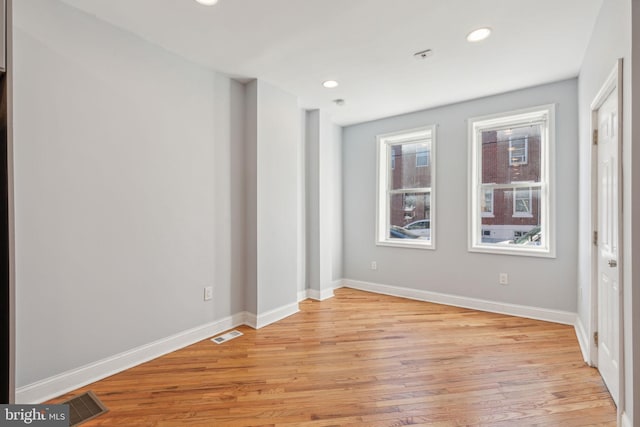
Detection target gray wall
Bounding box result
[214,76,246,317]
[13,0,243,387]
[343,79,579,312]
[244,81,258,314]
[305,111,343,296]
[305,111,322,293]
[254,80,301,313]
[632,2,640,421]
[331,123,343,283]
[577,0,636,420]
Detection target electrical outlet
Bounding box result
[371,261,378,270]
[499,273,508,285]
[204,286,213,301]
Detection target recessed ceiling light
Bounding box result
[323,80,339,89]
[195,0,219,5]
[466,27,492,42]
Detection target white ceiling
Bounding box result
[60,0,603,126]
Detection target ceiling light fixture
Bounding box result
[466,27,492,42]
[195,0,219,5]
[323,80,339,89]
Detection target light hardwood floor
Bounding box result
[51,288,616,426]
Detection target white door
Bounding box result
[596,85,620,405]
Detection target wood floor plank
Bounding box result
[49,288,616,426]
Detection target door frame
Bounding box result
[589,58,624,419]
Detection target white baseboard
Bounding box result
[245,302,300,329]
[298,281,343,302]
[17,299,301,404]
[574,316,591,364]
[307,288,335,301]
[16,313,246,404]
[343,279,577,325]
[621,411,632,427]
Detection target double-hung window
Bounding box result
[468,105,555,257]
[377,125,436,249]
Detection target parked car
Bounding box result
[500,226,541,245]
[390,225,420,239]
[403,219,431,238]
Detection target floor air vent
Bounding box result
[211,329,243,344]
[62,390,109,426]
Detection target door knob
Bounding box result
[608,259,617,267]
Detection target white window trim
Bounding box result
[467,105,555,258]
[376,125,436,250]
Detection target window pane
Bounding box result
[389,192,431,241]
[481,187,541,244]
[390,141,432,190]
[481,124,541,184]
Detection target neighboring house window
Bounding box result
[513,187,533,217]
[482,188,494,217]
[509,136,528,165]
[468,105,555,257]
[416,147,429,167]
[377,125,436,249]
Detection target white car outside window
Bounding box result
[403,220,431,238]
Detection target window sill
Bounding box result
[468,243,555,258]
[512,213,533,218]
[377,240,435,250]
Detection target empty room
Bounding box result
[2,0,640,426]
